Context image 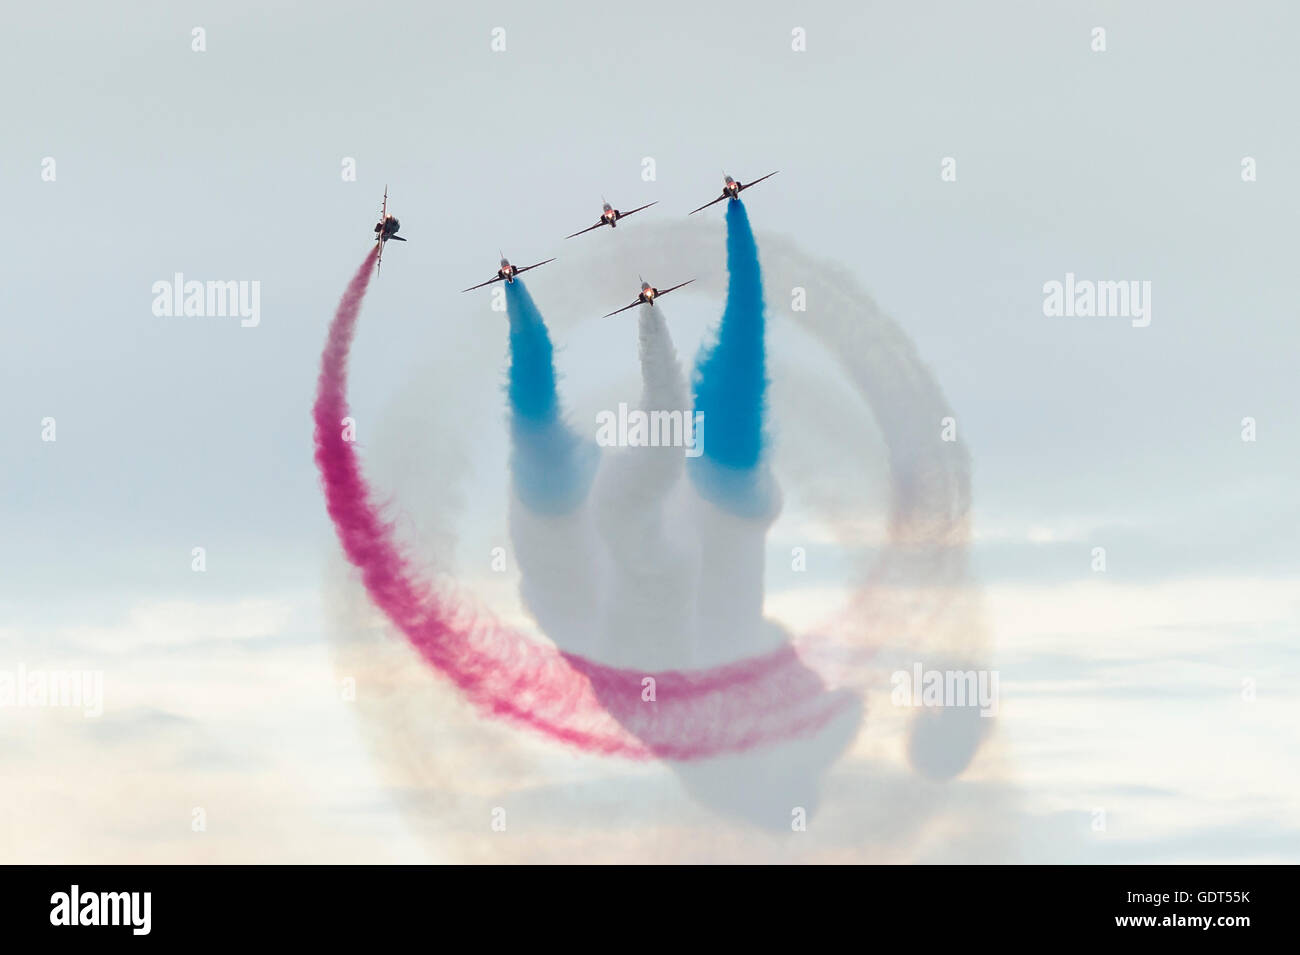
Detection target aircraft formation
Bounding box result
[370,171,778,316]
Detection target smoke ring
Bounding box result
[316,219,974,762]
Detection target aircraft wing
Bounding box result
[689,193,728,215]
[516,257,557,274]
[566,221,605,239]
[461,274,503,292]
[737,170,779,192]
[374,186,389,273]
[601,299,642,319]
[656,279,695,297]
[619,201,658,219]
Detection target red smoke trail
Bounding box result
[314,249,853,759]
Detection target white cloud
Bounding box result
[52,597,309,652]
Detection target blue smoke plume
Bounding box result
[688,200,777,517]
[505,280,597,514]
